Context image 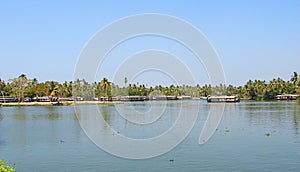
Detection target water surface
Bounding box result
[0,101,299,171]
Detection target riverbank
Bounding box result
[1,99,299,107]
[0,101,124,107]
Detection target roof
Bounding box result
[276,94,299,97]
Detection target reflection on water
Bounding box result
[234,102,300,140]
[1,110,8,146]
[238,102,300,135]
[100,106,110,123]
[12,107,27,120]
[1,106,76,121]
[0,101,299,172]
[0,139,6,146]
[293,104,300,135]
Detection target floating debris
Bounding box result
[169,159,174,163]
[265,133,271,137]
[225,129,230,133]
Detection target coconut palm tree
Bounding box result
[25,78,38,98]
[0,79,5,94]
[291,72,298,87]
[50,85,59,98]
[100,78,111,98]
[124,77,128,87]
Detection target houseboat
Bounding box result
[207,96,240,103]
[0,96,18,103]
[275,94,299,100]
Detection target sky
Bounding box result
[0,0,299,86]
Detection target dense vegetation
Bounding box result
[0,160,15,172]
[0,72,299,101]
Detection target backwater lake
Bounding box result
[0,101,299,171]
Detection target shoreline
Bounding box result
[0,101,124,107]
[1,99,299,107]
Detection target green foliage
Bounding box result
[8,74,28,102]
[0,72,299,101]
[99,78,111,98]
[0,160,15,172]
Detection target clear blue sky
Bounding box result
[1,0,299,86]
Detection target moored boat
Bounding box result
[207,96,240,103]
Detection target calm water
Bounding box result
[0,101,299,171]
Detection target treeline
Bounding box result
[0,72,299,102]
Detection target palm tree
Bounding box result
[18,74,28,102]
[25,78,38,98]
[100,78,111,98]
[124,77,128,87]
[0,79,5,93]
[50,85,59,98]
[291,72,298,87]
[9,74,28,102]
